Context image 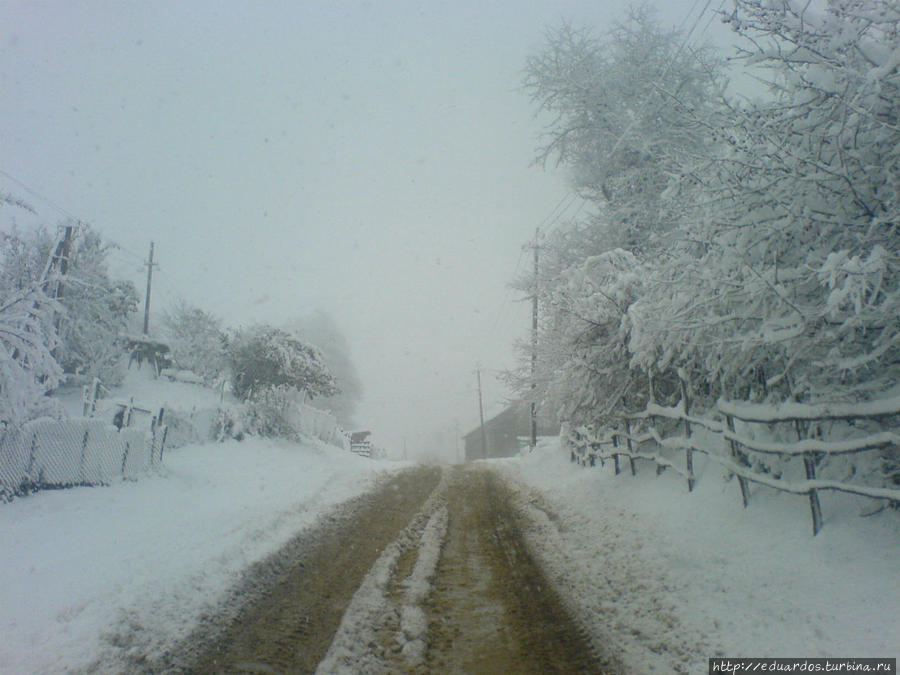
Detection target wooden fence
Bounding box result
[566,390,900,535]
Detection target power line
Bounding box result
[0,168,81,223]
[490,191,578,335]
[0,169,157,269]
[676,0,706,34]
[111,243,149,264]
[544,195,589,237]
[599,0,716,174]
[700,0,729,37]
[536,192,574,231]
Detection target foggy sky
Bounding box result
[1,0,737,460]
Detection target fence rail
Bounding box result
[566,391,900,535]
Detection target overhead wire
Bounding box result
[676,0,706,34]
[490,190,581,335]
[0,168,82,223]
[598,0,716,171]
[701,0,730,40]
[0,168,188,329]
[0,168,156,278]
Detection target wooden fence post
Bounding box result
[624,419,636,476]
[158,426,168,463]
[82,377,99,417]
[725,414,751,508]
[803,452,824,536]
[150,416,157,465]
[796,420,823,536]
[121,440,130,477]
[26,431,38,477]
[79,429,90,484]
[612,433,621,475]
[681,380,695,492]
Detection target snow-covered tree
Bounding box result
[0,285,65,427]
[0,224,138,386]
[524,9,725,252]
[516,0,900,425]
[228,325,338,403]
[634,0,900,406]
[162,300,228,385]
[0,198,64,426]
[511,9,727,424]
[55,231,138,385]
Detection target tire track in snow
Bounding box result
[315,468,450,673]
[155,465,443,674]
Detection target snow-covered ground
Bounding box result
[493,439,900,672]
[2,406,895,674]
[0,438,403,674]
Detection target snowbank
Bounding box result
[493,439,899,672]
[0,438,401,674]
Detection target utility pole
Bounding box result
[530,228,540,450]
[476,365,487,459]
[40,224,74,298]
[40,224,75,340]
[143,242,157,335]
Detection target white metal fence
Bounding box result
[0,416,166,499]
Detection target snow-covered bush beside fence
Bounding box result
[207,400,349,451]
[0,416,166,500]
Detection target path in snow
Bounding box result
[158,464,605,674]
[163,465,442,674]
[420,465,605,674]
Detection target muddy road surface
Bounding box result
[160,464,605,674]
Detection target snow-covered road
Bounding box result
[2,436,896,673]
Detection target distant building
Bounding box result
[463,402,560,461]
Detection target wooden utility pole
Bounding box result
[40,224,74,298]
[39,224,75,339]
[143,242,157,335]
[530,228,540,450]
[476,365,487,459]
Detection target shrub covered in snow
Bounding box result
[161,301,228,386]
[228,325,338,403]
